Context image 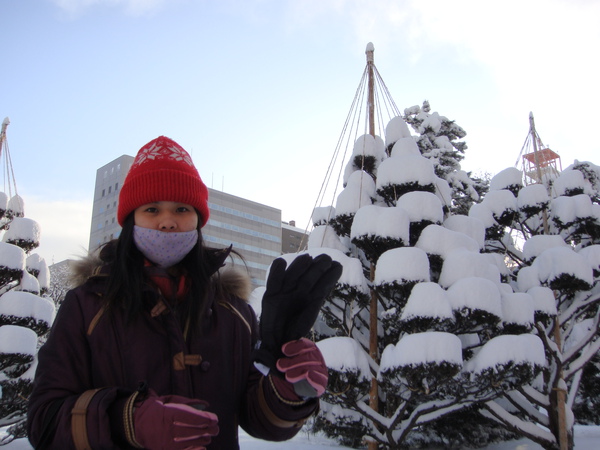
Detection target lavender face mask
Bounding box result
[133,226,199,268]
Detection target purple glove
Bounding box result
[132,391,219,450]
[276,338,328,398]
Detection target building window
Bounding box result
[115,182,119,191]
[102,189,105,197]
[108,186,112,194]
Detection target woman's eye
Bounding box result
[177,207,190,213]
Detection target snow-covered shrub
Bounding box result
[0,242,25,286]
[317,337,371,405]
[16,270,40,295]
[0,291,55,335]
[376,152,436,204]
[438,248,501,288]
[312,205,336,227]
[532,246,593,293]
[553,169,589,197]
[403,101,486,216]
[375,248,430,304]
[396,191,443,245]
[518,183,551,228]
[446,276,503,332]
[500,292,535,334]
[489,167,523,197]
[3,195,24,222]
[379,332,463,394]
[578,244,600,277]
[0,192,8,221]
[443,214,485,249]
[385,115,412,155]
[0,325,38,378]
[527,286,558,323]
[346,134,386,181]
[0,190,54,442]
[399,282,454,333]
[415,225,480,281]
[308,225,349,254]
[301,115,543,449]
[331,171,375,237]
[26,253,50,295]
[465,334,546,393]
[350,205,409,262]
[522,234,568,264]
[464,159,600,447]
[2,217,41,252]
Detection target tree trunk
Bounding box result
[549,319,573,450]
[368,262,379,450]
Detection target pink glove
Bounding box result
[276,338,328,398]
[132,391,219,450]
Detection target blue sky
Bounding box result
[3,0,599,264]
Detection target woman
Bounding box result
[27,136,341,449]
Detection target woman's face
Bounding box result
[134,201,199,232]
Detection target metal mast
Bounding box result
[528,112,550,234]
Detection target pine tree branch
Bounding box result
[505,390,551,426]
[481,400,557,448]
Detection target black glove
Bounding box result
[254,253,343,371]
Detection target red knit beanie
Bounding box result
[117,136,210,227]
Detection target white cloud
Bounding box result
[51,0,169,17]
[320,0,600,173]
[42,0,600,201]
[279,0,600,110]
[20,196,92,265]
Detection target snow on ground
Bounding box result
[3,426,599,449]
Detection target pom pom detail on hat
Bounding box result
[118,136,210,227]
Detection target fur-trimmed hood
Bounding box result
[67,247,252,301]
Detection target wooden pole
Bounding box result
[530,112,568,449]
[365,42,380,450]
[0,117,9,152]
[366,43,375,138]
[552,319,570,450]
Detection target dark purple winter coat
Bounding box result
[27,251,317,449]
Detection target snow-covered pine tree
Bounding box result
[304,116,545,449]
[0,193,55,443]
[471,162,600,449]
[403,101,488,215]
[48,260,72,310]
[572,353,600,425]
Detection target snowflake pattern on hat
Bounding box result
[118,135,209,227]
[133,139,194,168]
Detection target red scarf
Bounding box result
[144,261,190,316]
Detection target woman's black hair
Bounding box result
[101,211,217,333]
